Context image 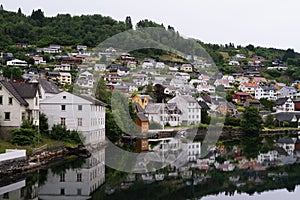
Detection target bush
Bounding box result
[149,121,162,130]
[50,124,81,144]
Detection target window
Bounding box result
[78,105,82,111]
[8,97,13,105]
[63,96,66,99]
[4,112,10,121]
[61,118,66,126]
[22,112,26,121]
[60,188,65,195]
[61,105,66,110]
[3,192,9,199]
[77,189,82,195]
[35,97,38,106]
[60,173,65,182]
[77,173,82,182]
[0,95,2,104]
[78,118,82,126]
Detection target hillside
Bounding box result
[1,8,300,83]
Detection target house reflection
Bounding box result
[0,179,38,200]
[38,148,105,200]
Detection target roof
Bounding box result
[12,82,38,98]
[198,101,210,110]
[145,104,162,114]
[277,138,295,144]
[275,97,289,106]
[243,83,259,87]
[137,112,149,122]
[274,112,300,122]
[0,80,29,106]
[260,85,277,91]
[74,94,107,106]
[234,92,251,96]
[133,102,145,113]
[38,79,60,94]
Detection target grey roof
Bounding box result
[38,79,60,94]
[12,82,38,98]
[137,112,149,122]
[277,138,295,144]
[275,97,288,106]
[138,95,153,100]
[275,113,296,122]
[198,101,210,110]
[0,80,29,106]
[261,85,277,91]
[145,104,162,114]
[133,102,145,113]
[75,94,107,106]
[166,103,177,111]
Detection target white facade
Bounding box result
[155,62,165,69]
[54,64,71,71]
[255,86,277,100]
[38,148,105,200]
[40,92,106,147]
[168,95,201,126]
[257,150,278,164]
[0,81,40,127]
[275,98,295,112]
[6,59,27,67]
[186,142,201,162]
[145,103,182,127]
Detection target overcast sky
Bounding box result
[1,0,300,52]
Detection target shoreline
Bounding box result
[0,145,90,176]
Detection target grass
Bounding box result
[0,135,72,156]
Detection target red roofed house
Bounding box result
[233,92,252,103]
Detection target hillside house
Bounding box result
[0,81,40,128]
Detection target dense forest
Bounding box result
[0,8,130,48]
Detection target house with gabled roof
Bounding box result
[255,85,277,100]
[274,97,295,112]
[131,95,154,110]
[0,80,40,129]
[233,92,252,103]
[168,94,201,126]
[38,79,60,100]
[239,82,259,94]
[144,103,182,127]
[40,92,106,147]
[278,86,298,99]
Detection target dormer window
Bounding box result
[63,96,66,99]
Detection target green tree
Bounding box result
[201,108,211,124]
[125,16,133,29]
[283,48,295,61]
[259,98,274,111]
[95,77,111,104]
[39,113,49,135]
[264,114,275,128]
[11,120,38,146]
[240,106,262,134]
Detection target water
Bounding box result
[1,135,300,200]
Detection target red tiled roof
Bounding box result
[243,83,259,87]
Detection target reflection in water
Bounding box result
[1,136,300,200]
[38,148,105,200]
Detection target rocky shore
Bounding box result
[0,145,90,176]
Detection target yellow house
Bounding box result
[131,95,153,109]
